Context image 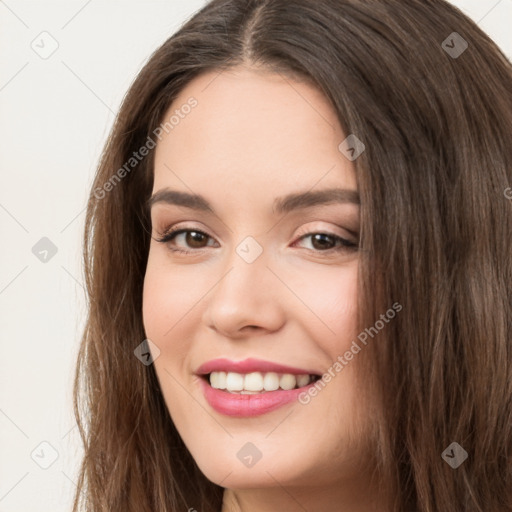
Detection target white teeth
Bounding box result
[244,372,263,391]
[296,374,310,387]
[210,371,227,389]
[279,374,296,390]
[226,372,244,391]
[208,371,314,393]
[263,372,280,391]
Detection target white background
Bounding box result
[0,1,510,511]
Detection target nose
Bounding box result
[202,244,286,338]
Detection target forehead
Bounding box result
[153,66,356,199]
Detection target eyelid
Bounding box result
[294,221,357,241]
[155,220,356,242]
[154,221,358,255]
[154,224,216,245]
[154,220,214,239]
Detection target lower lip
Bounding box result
[199,377,315,417]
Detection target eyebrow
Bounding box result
[147,187,360,214]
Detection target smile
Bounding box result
[196,358,322,417]
[208,371,319,393]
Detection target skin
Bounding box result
[142,65,389,512]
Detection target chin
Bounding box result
[185,433,318,489]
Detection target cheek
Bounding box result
[142,267,169,342]
[142,252,201,338]
[289,261,360,348]
[142,250,221,376]
[142,256,197,408]
[142,254,190,369]
[320,275,358,334]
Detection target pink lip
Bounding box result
[196,357,319,376]
[195,358,321,417]
[198,378,317,417]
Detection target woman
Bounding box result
[72,0,512,510]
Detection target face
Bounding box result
[142,66,368,494]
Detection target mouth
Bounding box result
[196,358,323,417]
[201,371,321,394]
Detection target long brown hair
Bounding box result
[72,1,512,510]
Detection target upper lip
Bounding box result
[196,357,321,376]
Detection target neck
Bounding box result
[220,478,392,512]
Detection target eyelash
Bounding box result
[154,226,358,255]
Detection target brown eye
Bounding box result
[310,233,336,250]
[184,231,209,248]
[294,232,358,252]
[155,228,216,253]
